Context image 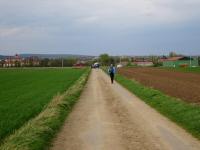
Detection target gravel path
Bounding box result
[51,69,200,150]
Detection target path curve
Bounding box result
[51,69,200,150]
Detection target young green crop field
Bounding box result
[161,67,200,73]
[0,68,86,143]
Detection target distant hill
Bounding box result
[0,55,7,59]
[0,54,95,60]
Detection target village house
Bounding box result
[133,61,154,67]
[3,54,22,67]
[0,59,3,67]
[132,57,153,67]
[2,54,40,67]
[73,60,86,67]
[160,56,199,67]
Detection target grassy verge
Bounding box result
[115,73,200,140]
[0,69,90,150]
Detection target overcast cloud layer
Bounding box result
[0,0,200,55]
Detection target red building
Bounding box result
[73,61,86,67]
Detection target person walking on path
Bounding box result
[108,64,116,84]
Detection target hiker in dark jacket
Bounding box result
[108,64,116,84]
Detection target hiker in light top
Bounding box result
[108,64,116,84]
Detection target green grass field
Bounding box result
[161,67,200,73]
[0,68,86,143]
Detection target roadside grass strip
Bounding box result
[115,74,200,140]
[0,69,90,150]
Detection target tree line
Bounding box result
[98,54,130,66]
[39,58,78,67]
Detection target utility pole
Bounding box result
[62,58,64,68]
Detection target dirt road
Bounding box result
[51,69,200,150]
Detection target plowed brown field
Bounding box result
[118,67,200,103]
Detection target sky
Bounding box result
[0,0,200,56]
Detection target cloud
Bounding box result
[1,0,200,27]
[0,0,200,55]
[0,27,31,38]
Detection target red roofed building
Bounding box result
[3,54,22,67]
[73,61,86,67]
[160,56,199,67]
[3,54,40,67]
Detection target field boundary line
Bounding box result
[0,69,90,150]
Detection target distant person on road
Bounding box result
[108,64,116,84]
